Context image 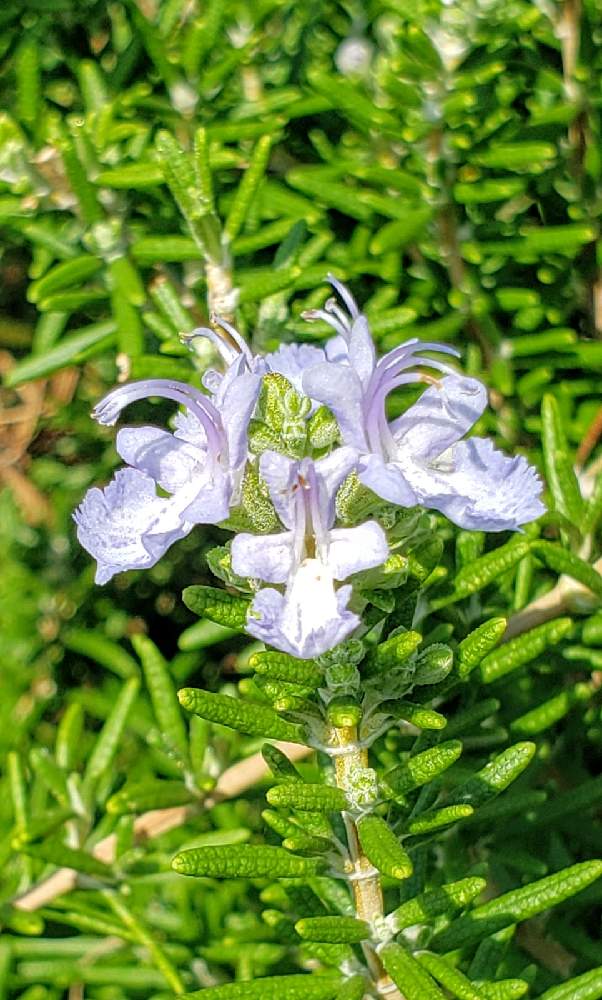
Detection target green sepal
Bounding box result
[172,844,325,879]
[178,688,307,743]
[457,619,507,679]
[391,876,487,930]
[480,619,573,683]
[417,952,483,1000]
[532,541,602,601]
[383,740,462,797]
[240,464,281,532]
[356,815,413,880]
[295,916,370,943]
[182,586,249,629]
[407,804,474,835]
[447,742,535,809]
[452,539,532,599]
[251,651,323,688]
[267,783,348,813]
[308,405,340,450]
[433,860,602,951]
[106,780,195,815]
[379,942,447,1000]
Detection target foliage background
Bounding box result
[2,0,602,997]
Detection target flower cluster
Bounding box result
[75,279,544,658]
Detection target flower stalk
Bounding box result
[330,721,403,1000]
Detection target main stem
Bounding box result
[330,724,403,1000]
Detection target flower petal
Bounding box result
[403,436,545,531]
[231,530,295,583]
[259,451,299,528]
[359,453,417,507]
[314,446,359,529]
[391,374,487,462]
[218,359,262,469]
[303,362,368,450]
[116,426,206,494]
[349,315,376,388]
[245,561,359,659]
[266,343,327,395]
[73,468,190,584]
[327,521,389,580]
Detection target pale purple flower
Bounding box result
[74,375,257,584]
[231,449,389,659]
[303,279,545,531]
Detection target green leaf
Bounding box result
[417,953,483,1000]
[384,740,463,797]
[356,815,413,880]
[267,783,347,813]
[251,651,323,688]
[182,586,249,629]
[28,255,102,303]
[389,701,447,730]
[172,844,325,879]
[480,619,573,683]
[457,619,507,679]
[295,916,370,943]
[391,877,486,930]
[179,974,341,1000]
[433,861,602,950]
[447,742,535,809]
[178,687,307,743]
[451,539,531,600]
[379,942,447,1000]
[131,634,189,763]
[82,676,140,792]
[334,976,367,1000]
[476,981,528,1000]
[532,541,602,600]
[63,629,139,679]
[19,838,113,880]
[407,804,474,835]
[3,319,117,387]
[365,630,422,674]
[534,966,602,1000]
[224,135,273,243]
[511,681,592,736]
[262,744,304,782]
[541,394,584,526]
[106,780,195,815]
